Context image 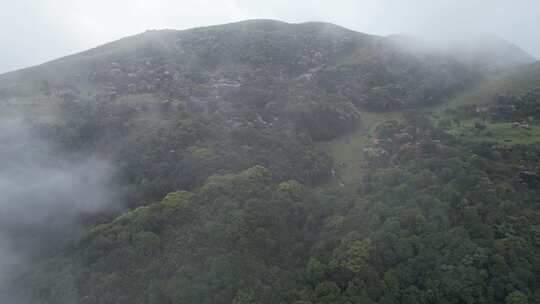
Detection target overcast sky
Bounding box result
[0,0,539,74]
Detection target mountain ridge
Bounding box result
[0,19,367,78]
[0,19,534,81]
[0,19,535,120]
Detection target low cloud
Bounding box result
[0,120,116,302]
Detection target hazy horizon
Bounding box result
[1,0,539,74]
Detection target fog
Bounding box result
[0,1,539,302]
[0,120,115,302]
[0,0,539,73]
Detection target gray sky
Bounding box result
[0,0,539,74]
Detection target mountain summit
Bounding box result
[0,19,535,136]
[0,20,534,102]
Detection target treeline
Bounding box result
[33,95,336,204]
[15,113,540,304]
[297,114,540,303]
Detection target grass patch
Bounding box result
[447,120,540,146]
[318,110,402,187]
[0,95,62,123]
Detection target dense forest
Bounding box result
[1,20,540,304]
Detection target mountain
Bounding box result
[2,20,540,304]
[0,20,534,110]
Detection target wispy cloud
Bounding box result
[0,120,116,302]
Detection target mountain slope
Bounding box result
[2,20,540,304]
[0,20,371,97]
[1,20,534,111]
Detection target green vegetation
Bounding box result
[1,19,540,304]
[432,62,540,114]
[318,111,402,186]
[448,120,540,145]
[14,113,540,304]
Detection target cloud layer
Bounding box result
[0,120,115,301]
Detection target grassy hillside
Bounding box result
[318,110,402,186]
[433,62,540,112]
[319,61,540,187]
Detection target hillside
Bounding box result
[2,20,540,304]
[0,20,534,111]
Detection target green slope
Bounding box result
[3,19,540,304]
[434,62,540,113]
